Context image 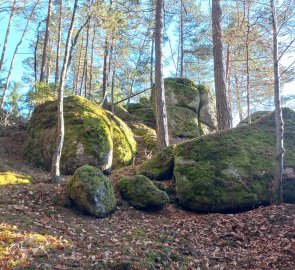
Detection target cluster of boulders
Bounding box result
[22,78,295,217]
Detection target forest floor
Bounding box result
[0,131,295,270]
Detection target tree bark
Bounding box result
[55,0,63,85]
[51,0,78,183]
[180,1,184,78]
[246,2,251,124]
[155,0,169,150]
[89,27,96,99]
[270,0,284,204]
[40,0,52,82]
[212,0,232,130]
[0,0,16,74]
[1,1,39,108]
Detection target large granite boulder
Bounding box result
[152,78,217,139]
[118,175,169,209]
[174,108,295,212]
[67,166,116,217]
[23,95,137,174]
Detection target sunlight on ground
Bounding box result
[0,171,32,185]
[0,223,70,268]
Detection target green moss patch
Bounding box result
[137,145,175,180]
[174,108,295,213]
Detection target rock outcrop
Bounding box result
[67,166,116,217]
[152,78,217,139]
[23,95,137,174]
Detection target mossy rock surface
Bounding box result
[126,103,156,129]
[118,175,169,210]
[167,106,200,138]
[137,145,175,180]
[130,122,157,149]
[151,78,217,139]
[238,111,271,127]
[23,95,137,174]
[174,108,295,213]
[67,166,116,217]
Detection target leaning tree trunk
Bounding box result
[212,0,232,130]
[40,0,52,82]
[270,0,284,204]
[51,0,78,183]
[1,1,39,108]
[0,0,16,74]
[154,0,169,150]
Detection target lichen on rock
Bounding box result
[67,165,116,217]
[118,175,169,210]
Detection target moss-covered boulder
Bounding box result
[130,122,157,149]
[174,108,295,213]
[67,166,116,217]
[23,95,137,174]
[137,145,175,180]
[118,175,169,209]
[151,78,217,139]
[238,111,271,127]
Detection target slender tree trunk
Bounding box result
[75,36,84,95]
[0,0,16,74]
[155,0,169,150]
[51,0,78,183]
[89,27,96,99]
[180,2,184,78]
[111,53,117,115]
[34,21,43,84]
[150,36,154,88]
[55,0,63,85]
[83,21,91,97]
[246,2,251,123]
[212,0,232,130]
[234,74,243,121]
[101,34,109,106]
[40,0,52,82]
[46,39,53,83]
[270,0,284,204]
[1,1,39,108]
[225,44,232,119]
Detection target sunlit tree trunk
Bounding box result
[55,0,63,85]
[40,0,52,82]
[155,0,169,150]
[212,0,232,130]
[270,0,284,204]
[51,0,78,183]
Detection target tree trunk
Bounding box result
[150,36,154,89]
[100,34,109,106]
[154,0,169,150]
[89,27,96,99]
[0,0,16,74]
[1,1,39,108]
[180,2,184,78]
[246,2,251,124]
[40,0,52,82]
[34,21,43,84]
[75,35,84,95]
[55,0,63,85]
[270,0,284,204]
[51,0,78,183]
[234,74,243,121]
[212,0,232,130]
